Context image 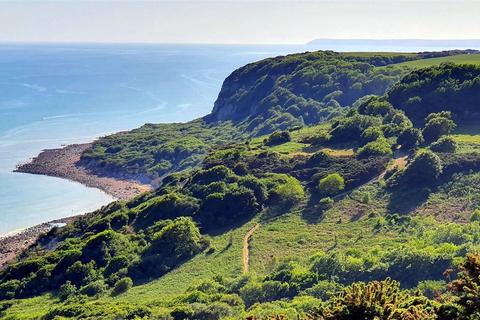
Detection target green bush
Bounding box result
[430,136,457,153]
[58,281,77,301]
[265,130,292,146]
[398,150,443,186]
[397,127,424,150]
[361,127,384,143]
[263,173,305,206]
[318,197,335,211]
[422,112,456,143]
[318,173,345,196]
[0,280,21,300]
[357,138,393,158]
[113,277,133,295]
[470,209,480,222]
[79,280,108,297]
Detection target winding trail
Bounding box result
[243,223,260,273]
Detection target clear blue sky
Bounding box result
[1,0,479,44]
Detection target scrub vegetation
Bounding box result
[3,49,480,319]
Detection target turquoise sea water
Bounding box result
[0,43,306,235]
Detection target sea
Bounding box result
[1,42,478,235]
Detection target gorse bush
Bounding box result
[318,173,345,196]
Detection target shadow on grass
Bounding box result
[386,186,432,215]
[300,195,327,224]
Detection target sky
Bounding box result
[0,0,479,44]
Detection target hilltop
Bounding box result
[3,50,480,319]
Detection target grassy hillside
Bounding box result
[4,50,480,319]
[397,53,480,68]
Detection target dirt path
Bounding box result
[243,223,260,273]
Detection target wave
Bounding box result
[22,83,47,92]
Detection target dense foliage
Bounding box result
[387,63,480,125]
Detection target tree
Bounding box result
[318,173,345,196]
[398,127,424,150]
[422,112,456,143]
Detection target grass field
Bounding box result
[452,124,480,153]
[397,54,480,68]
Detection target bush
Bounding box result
[79,280,108,297]
[0,280,21,300]
[430,136,457,153]
[357,138,393,158]
[422,112,456,143]
[361,127,384,143]
[397,127,424,150]
[318,197,335,211]
[399,150,443,186]
[112,277,133,295]
[318,173,345,196]
[319,279,436,319]
[470,209,480,222]
[264,174,305,206]
[265,130,291,146]
[58,281,77,301]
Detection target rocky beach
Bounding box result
[0,216,78,269]
[15,143,152,200]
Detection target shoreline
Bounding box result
[0,216,79,269]
[1,143,153,268]
[15,143,152,200]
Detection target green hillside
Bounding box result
[397,53,480,68]
[4,50,480,319]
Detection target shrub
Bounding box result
[450,253,480,317]
[318,173,345,196]
[319,279,436,319]
[303,280,343,300]
[58,281,77,301]
[318,197,335,211]
[79,280,108,297]
[357,138,393,158]
[361,127,384,143]
[399,150,443,186]
[0,280,21,300]
[148,217,203,260]
[397,127,424,150]
[470,209,480,222]
[112,277,133,295]
[240,280,290,307]
[264,174,305,206]
[430,136,457,153]
[265,130,291,146]
[422,112,456,143]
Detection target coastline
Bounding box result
[0,216,78,269]
[15,143,152,200]
[1,143,153,268]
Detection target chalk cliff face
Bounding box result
[206,51,410,135]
